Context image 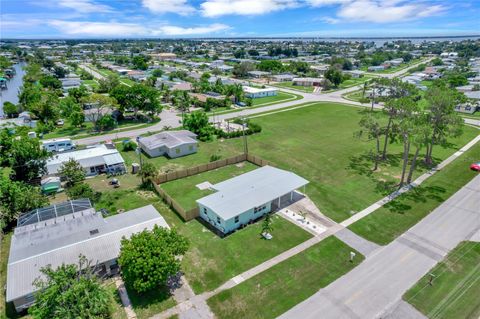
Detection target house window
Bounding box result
[90,167,96,173]
[203,207,207,215]
[176,148,180,154]
[217,217,221,224]
[234,216,239,223]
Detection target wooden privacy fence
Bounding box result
[151,153,270,221]
[153,153,271,185]
[152,183,200,221]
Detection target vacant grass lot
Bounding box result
[404,241,480,319]
[251,91,297,106]
[275,81,314,93]
[207,236,364,319]
[348,141,480,245]
[160,162,258,211]
[122,103,478,223]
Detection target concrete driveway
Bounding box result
[279,174,480,319]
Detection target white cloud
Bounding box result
[307,0,350,6]
[320,16,341,24]
[200,0,299,17]
[57,0,113,13]
[155,23,231,35]
[48,20,230,37]
[337,1,446,23]
[142,0,195,15]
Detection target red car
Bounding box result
[471,162,480,171]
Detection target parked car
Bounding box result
[470,162,480,171]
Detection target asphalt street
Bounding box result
[279,174,480,319]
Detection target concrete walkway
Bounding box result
[279,174,480,319]
[115,277,137,319]
[335,228,380,257]
[341,134,480,228]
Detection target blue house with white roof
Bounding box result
[196,166,308,234]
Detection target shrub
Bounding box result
[122,140,137,152]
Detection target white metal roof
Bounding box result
[197,166,308,220]
[46,144,124,174]
[7,205,169,302]
[242,86,278,94]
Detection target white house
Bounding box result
[292,77,323,87]
[46,144,126,176]
[243,86,278,99]
[197,166,308,235]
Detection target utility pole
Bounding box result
[136,146,144,184]
[242,117,248,154]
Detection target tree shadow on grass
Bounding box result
[127,283,173,312]
[383,185,447,215]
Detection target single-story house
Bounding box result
[150,53,177,61]
[197,166,308,235]
[292,77,323,87]
[455,103,478,114]
[7,201,168,312]
[368,65,385,72]
[243,86,278,99]
[138,130,198,158]
[248,71,271,78]
[465,91,480,100]
[344,70,365,78]
[272,74,295,82]
[46,144,126,176]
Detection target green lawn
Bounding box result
[123,102,478,223]
[349,141,480,245]
[207,236,364,319]
[127,285,176,319]
[160,162,258,211]
[120,140,244,171]
[362,58,426,74]
[104,280,128,319]
[275,81,314,93]
[337,75,374,90]
[83,79,99,88]
[342,89,366,102]
[251,91,297,106]
[404,241,480,319]
[76,172,312,295]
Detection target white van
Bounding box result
[41,138,76,153]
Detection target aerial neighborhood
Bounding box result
[0,29,479,319]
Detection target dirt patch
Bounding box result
[135,190,156,199]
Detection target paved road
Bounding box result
[79,63,105,80]
[279,174,480,319]
[75,108,181,145]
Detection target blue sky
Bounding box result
[1,0,479,38]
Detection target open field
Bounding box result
[274,81,314,93]
[160,162,258,211]
[349,141,480,245]
[403,241,480,319]
[122,102,478,223]
[207,236,364,319]
[251,91,297,106]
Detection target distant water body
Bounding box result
[201,36,480,46]
[0,62,26,117]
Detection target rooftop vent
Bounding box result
[89,229,99,236]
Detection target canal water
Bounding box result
[0,62,27,117]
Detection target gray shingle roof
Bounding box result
[197,166,308,220]
[139,130,197,150]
